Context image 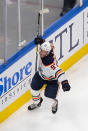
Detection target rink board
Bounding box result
[0,2,88,123]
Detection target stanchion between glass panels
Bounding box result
[3,0,7,63]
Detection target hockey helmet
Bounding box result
[40,41,51,52]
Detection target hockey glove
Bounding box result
[61,80,71,92]
[34,36,44,45]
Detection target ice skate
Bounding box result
[52,99,58,114]
[28,97,43,110]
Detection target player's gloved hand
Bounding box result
[61,80,71,92]
[34,36,44,45]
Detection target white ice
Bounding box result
[0,54,88,131]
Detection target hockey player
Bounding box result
[28,37,71,113]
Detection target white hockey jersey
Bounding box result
[38,50,67,83]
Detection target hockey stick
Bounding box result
[35,8,49,72]
[35,12,40,72]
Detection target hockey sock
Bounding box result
[31,88,41,104]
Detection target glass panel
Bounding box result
[0,0,42,62]
[44,0,63,30]
[0,0,86,64]
[21,0,41,42]
[1,0,80,63]
[6,0,18,59]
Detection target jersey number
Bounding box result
[50,63,56,70]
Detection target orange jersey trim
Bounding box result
[56,70,64,78]
[43,76,55,80]
[32,96,40,100]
